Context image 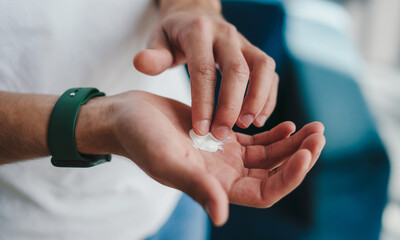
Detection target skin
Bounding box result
[108,91,326,226]
[134,0,279,140]
[0,0,326,227]
[0,91,325,226]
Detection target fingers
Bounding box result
[237,45,277,128]
[211,37,278,135]
[229,149,311,208]
[298,133,326,170]
[133,27,175,76]
[136,19,278,138]
[136,17,218,136]
[236,121,295,146]
[211,26,250,140]
[261,149,312,206]
[244,122,324,169]
[183,24,217,136]
[246,133,326,180]
[253,73,279,127]
[176,168,229,226]
[186,28,278,137]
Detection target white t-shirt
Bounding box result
[0,1,191,239]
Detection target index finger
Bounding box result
[184,28,217,136]
[211,29,250,140]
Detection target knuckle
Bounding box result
[219,22,237,36]
[192,98,214,108]
[177,18,209,48]
[258,54,276,71]
[192,64,216,81]
[191,16,209,31]
[176,28,190,48]
[227,61,249,79]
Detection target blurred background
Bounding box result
[330,0,400,239]
[289,0,400,238]
[288,0,400,239]
[285,0,400,240]
[288,0,400,238]
[210,0,399,239]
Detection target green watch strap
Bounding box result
[48,88,111,167]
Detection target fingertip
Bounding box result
[276,121,296,136]
[315,134,326,162]
[194,119,211,136]
[133,49,173,75]
[298,149,312,171]
[271,149,312,198]
[300,133,326,155]
[313,133,326,149]
[283,121,296,133]
[299,122,325,138]
[287,149,312,175]
[253,115,267,128]
[133,50,150,73]
[321,134,327,147]
[211,125,230,140]
[185,171,229,227]
[206,195,229,227]
[309,121,325,134]
[237,114,254,129]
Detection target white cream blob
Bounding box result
[189,129,224,152]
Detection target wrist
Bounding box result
[74,95,122,157]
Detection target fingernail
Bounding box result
[213,126,229,140]
[239,114,254,128]
[197,120,210,135]
[256,116,267,126]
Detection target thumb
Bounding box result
[178,169,229,226]
[133,28,174,76]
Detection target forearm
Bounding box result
[0,91,116,164]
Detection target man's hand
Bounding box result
[134,0,278,140]
[98,91,325,226]
[0,91,325,226]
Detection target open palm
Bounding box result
[111,91,325,225]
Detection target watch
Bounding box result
[48,88,111,167]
